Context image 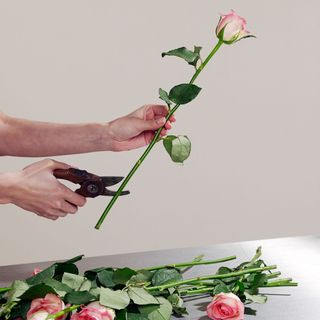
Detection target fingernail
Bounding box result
[157,117,166,125]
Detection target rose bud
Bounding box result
[207,292,244,320]
[27,294,66,320]
[216,10,253,44]
[32,268,42,276]
[71,301,115,320]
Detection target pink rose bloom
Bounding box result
[216,10,252,44]
[27,294,66,320]
[32,268,42,276]
[207,293,244,320]
[71,302,115,320]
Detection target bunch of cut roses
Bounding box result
[0,247,297,320]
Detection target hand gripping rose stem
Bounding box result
[95,40,224,230]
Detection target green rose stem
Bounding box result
[95,40,224,229]
[0,287,10,293]
[146,265,277,291]
[46,305,80,320]
[144,255,236,271]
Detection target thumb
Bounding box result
[47,159,73,171]
[134,117,166,131]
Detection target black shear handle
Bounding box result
[53,168,90,184]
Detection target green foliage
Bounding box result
[97,269,115,288]
[128,287,159,305]
[65,291,96,304]
[163,135,191,163]
[62,273,87,290]
[244,292,267,304]
[159,89,172,107]
[162,46,202,67]
[151,268,183,286]
[167,294,188,316]
[113,268,137,286]
[43,279,72,297]
[168,83,201,105]
[6,281,29,303]
[139,297,172,320]
[19,284,56,300]
[99,288,130,310]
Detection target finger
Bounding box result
[165,121,172,130]
[60,184,87,207]
[149,105,169,117]
[160,129,168,136]
[133,117,166,132]
[46,159,72,171]
[169,115,176,122]
[47,209,67,218]
[61,201,78,214]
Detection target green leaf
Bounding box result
[19,284,56,300]
[139,297,173,320]
[167,294,188,316]
[213,283,231,295]
[151,268,183,286]
[128,287,159,305]
[43,279,72,297]
[26,265,56,285]
[163,135,191,164]
[159,88,172,107]
[99,288,130,310]
[216,267,238,283]
[168,83,201,105]
[97,269,115,288]
[112,268,137,286]
[55,263,79,278]
[65,290,96,304]
[161,46,202,67]
[62,273,87,290]
[6,281,29,303]
[63,255,84,264]
[127,313,149,320]
[244,292,267,304]
[9,301,31,320]
[127,270,153,286]
[244,307,257,315]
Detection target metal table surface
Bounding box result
[1,235,319,319]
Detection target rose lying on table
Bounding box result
[0,248,297,320]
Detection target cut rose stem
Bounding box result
[95,40,224,229]
[46,305,80,320]
[146,265,277,291]
[143,255,236,271]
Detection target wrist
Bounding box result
[0,171,21,204]
[98,121,118,152]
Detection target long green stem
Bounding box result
[147,265,277,291]
[46,305,80,319]
[144,255,236,271]
[95,40,224,229]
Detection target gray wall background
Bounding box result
[0,0,319,265]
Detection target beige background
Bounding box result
[0,0,319,266]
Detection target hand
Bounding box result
[107,104,175,151]
[3,159,86,220]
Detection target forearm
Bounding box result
[0,113,113,156]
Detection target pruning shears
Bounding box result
[53,168,129,198]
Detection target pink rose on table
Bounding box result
[216,10,252,44]
[26,294,66,320]
[207,293,244,320]
[71,302,115,320]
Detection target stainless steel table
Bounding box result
[1,236,319,319]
